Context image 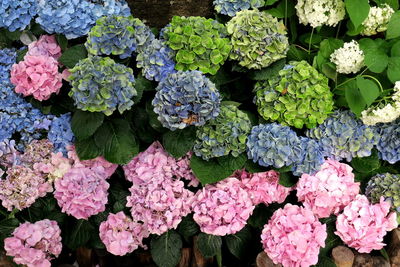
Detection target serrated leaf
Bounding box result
[162,127,196,158]
[0,218,19,237]
[319,38,344,58]
[197,233,222,258]
[356,76,380,106]
[345,80,367,116]
[71,110,104,140]
[75,137,102,160]
[345,0,370,28]
[321,62,337,80]
[364,50,389,73]
[217,153,247,171]
[278,172,298,187]
[248,59,286,80]
[387,56,400,83]
[190,155,233,185]
[177,215,199,242]
[59,44,88,68]
[387,11,400,39]
[225,227,252,259]
[65,220,94,249]
[351,150,380,173]
[151,231,182,267]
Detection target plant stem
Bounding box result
[308,27,314,54]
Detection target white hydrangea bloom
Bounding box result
[330,40,364,74]
[362,4,394,36]
[295,0,345,28]
[361,82,400,125]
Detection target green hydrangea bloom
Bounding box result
[163,16,232,75]
[255,61,334,129]
[193,103,252,160]
[227,9,289,69]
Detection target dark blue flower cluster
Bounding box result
[376,120,400,164]
[152,71,221,130]
[0,0,37,32]
[48,113,74,156]
[213,0,264,17]
[137,39,176,82]
[292,138,325,176]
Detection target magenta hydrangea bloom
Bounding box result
[99,212,149,256]
[192,177,254,236]
[10,55,62,101]
[335,195,398,253]
[54,167,109,219]
[236,170,291,206]
[4,219,62,267]
[296,159,360,218]
[26,35,62,60]
[261,204,327,267]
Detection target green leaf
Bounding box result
[190,155,234,185]
[225,227,252,259]
[162,126,196,158]
[71,110,104,140]
[278,172,298,187]
[56,34,68,51]
[345,0,370,28]
[151,230,182,267]
[387,57,400,83]
[351,150,381,173]
[248,59,286,80]
[356,76,380,106]
[265,0,279,5]
[383,0,399,10]
[266,0,295,18]
[59,44,88,68]
[177,215,199,242]
[321,62,337,81]
[197,233,222,258]
[65,220,94,249]
[217,153,247,171]
[16,48,27,63]
[0,218,19,237]
[346,20,365,36]
[387,11,400,39]
[287,45,309,61]
[344,80,367,116]
[135,74,154,91]
[364,50,389,73]
[75,137,102,160]
[95,120,139,164]
[319,38,344,58]
[391,41,400,57]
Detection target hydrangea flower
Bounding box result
[362,4,395,36]
[48,113,74,156]
[4,219,62,267]
[0,0,37,32]
[27,35,62,60]
[296,159,360,218]
[152,71,221,130]
[54,167,109,219]
[192,177,254,236]
[213,0,264,17]
[163,16,231,75]
[136,39,176,82]
[85,15,154,59]
[173,152,199,187]
[376,120,400,163]
[261,204,327,267]
[295,0,345,28]
[366,173,400,217]
[227,10,289,69]
[246,123,302,169]
[330,40,365,74]
[255,61,334,129]
[68,56,137,116]
[193,104,252,160]
[11,55,62,101]
[99,212,148,256]
[335,195,397,253]
[306,110,379,161]
[291,137,325,176]
[236,170,291,206]
[362,81,400,125]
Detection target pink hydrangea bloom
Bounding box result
[26,35,62,60]
[67,145,117,179]
[296,159,360,218]
[99,212,149,256]
[173,152,199,187]
[237,170,291,205]
[335,195,398,253]
[192,178,255,236]
[0,166,51,211]
[54,167,109,219]
[10,55,62,101]
[261,204,327,267]
[4,219,62,267]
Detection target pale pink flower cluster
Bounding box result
[99,212,149,256]
[192,177,254,236]
[54,167,109,219]
[296,159,360,218]
[4,219,62,267]
[236,169,291,205]
[335,195,398,253]
[10,35,63,101]
[27,35,62,60]
[261,204,327,267]
[173,151,199,187]
[124,142,195,235]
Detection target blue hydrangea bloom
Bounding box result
[306,110,379,161]
[0,0,37,31]
[152,70,221,130]
[213,0,264,17]
[291,137,325,176]
[137,39,176,82]
[246,123,303,169]
[36,0,131,39]
[376,120,400,164]
[48,113,74,156]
